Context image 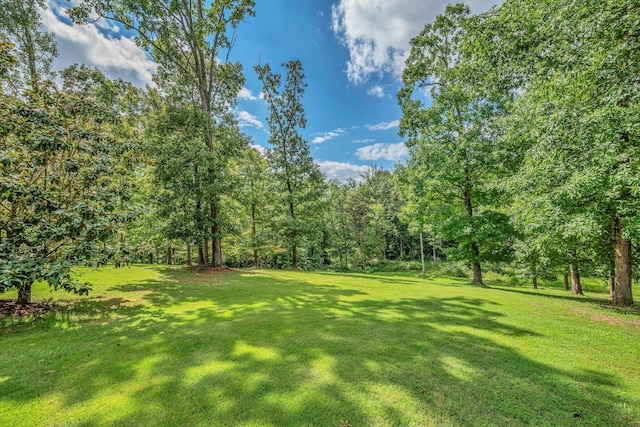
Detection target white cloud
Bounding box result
[311,128,346,144]
[250,144,266,154]
[353,138,374,144]
[367,85,385,98]
[331,0,502,84]
[237,110,265,130]
[238,87,258,101]
[40,3,157,87]
[356,143,408,161]
[366,120,399,131]
[316,161,371,182]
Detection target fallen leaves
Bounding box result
[0,301,53,317]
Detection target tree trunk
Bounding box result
[196,195,204,265]
[17,283,32,304]
[292,240,298,269]
[463,172,482,285]
[186,244,192,266]
[613,214,633,306]
[472,261,483,285]
[20,7,39,90]
[198,246,205,265]
[288,200,298,269]
[251,202,258,268]
[532,276,538,289]
[433,244,437,267]
[211,202,222,267]
[148,253,153,264]
[212,237,222,267]
[470,241,483,285]
[203,239,209,266]
[570,263,583,295]
[564,273,570,291]
[167,244,173,265]
[419,231,426,275]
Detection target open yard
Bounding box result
[1,266,639,426]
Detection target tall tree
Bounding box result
[396,163,441,274]
[0,0,57,91]
[235,147,271,267]
[470,0,640,305]
[255,60,325,269]
[0,51,135,303]
[72,0,255,267]
[325,180,356,269]
[398,3,513,285]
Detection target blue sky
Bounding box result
[41,0,501,181]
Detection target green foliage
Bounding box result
[73,0,255,267]
[468,0,640,303]
[0,0,57,91]
[255,60,326,269]
[398,4,513,284]
[0,41,17,79]
[0,77,135,301]
[223,147,273,267]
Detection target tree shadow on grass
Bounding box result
[486,284,631,309]
[0,268,637,426]
[314,270,472,287]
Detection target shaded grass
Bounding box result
[0,266,639,426]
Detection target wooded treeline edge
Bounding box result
[0,0,637,306]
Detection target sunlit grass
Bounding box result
[1,266,639,426]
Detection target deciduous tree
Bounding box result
[255,60,325,269]
[72,0,255,267]
[398,3,513,285]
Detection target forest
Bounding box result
[1,0,638,308]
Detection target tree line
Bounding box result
[1,0,637,307]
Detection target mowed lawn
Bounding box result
[1,267,639,426]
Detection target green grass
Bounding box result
[1,266,639,426]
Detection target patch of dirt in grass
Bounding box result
[0,300,53,318]
[571,307,640,327]
[590,314,640,327]
[186,266,236,274]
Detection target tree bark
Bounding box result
[19,3,39,90]
[433,244,437,267]
[292,239,298,269]
[203,239,209,266]
[289,200,298,269]
[211,202,222,267]
[613,214,633,306]
[472,260,483,285]
[532,276,538,289]
[17,283,32,304]
[186,244,192,266]
[196,196,204,265]
[570,263,583,295]
[564,273,570,291]
[148,253,153,264]
[167,244,173,265]
[419,231,426,275]
[251,202,258,268]
[463,170,483,285]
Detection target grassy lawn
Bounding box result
[1,266,639,426]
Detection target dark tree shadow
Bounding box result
[0,267,637,426]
